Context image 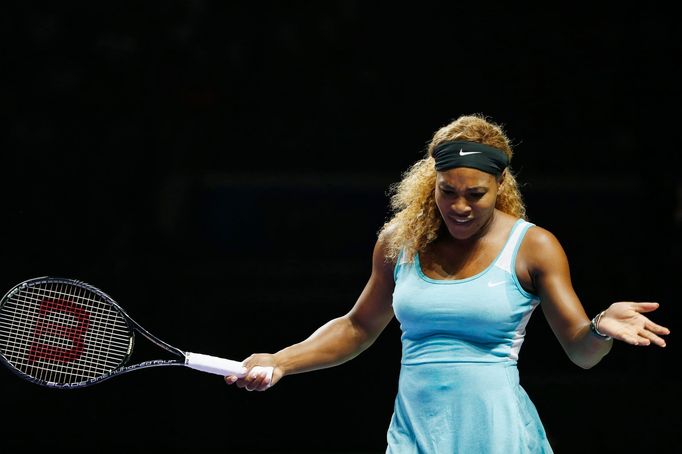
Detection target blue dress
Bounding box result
[387,219,553,453]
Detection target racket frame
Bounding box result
[0,277,190,389]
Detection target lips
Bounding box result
[451,217,473,224]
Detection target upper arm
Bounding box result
[345,233,396,341]
[519,227,590,348]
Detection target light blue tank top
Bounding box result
[392,219,540,365]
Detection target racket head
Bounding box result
[0,277,135,388]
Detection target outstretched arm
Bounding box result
[226,233,396,391]
[520,227,669,369]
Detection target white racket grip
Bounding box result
[185,352,247,377]
[185,352,274,387]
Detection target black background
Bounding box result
[1,2,680,453]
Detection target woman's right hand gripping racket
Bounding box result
[0,277,273,389]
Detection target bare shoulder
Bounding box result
[523,224,562,250]
[373,223,398,276]
[519,224,569,273]
[376,222,399,259]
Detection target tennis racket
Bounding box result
[0,276,272,389]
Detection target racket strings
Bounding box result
[1,283,127,381]
[0,281,132,384]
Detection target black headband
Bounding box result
[432,140,509,175]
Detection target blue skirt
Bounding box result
[386,362,553,453]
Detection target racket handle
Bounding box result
[185,352,247,376]
[185,352,274,386]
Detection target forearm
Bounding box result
[273,315,374,376]
[565,322,613,369]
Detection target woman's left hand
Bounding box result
[598,302,670,347]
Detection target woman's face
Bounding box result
[434,167,501,241]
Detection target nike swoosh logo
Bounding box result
[487,281,505,287]
[459,149,482,156]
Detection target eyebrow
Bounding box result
[439,183,488,191]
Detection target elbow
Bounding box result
[567,349,603,369]
[572,357,600,370]
[346,317,377,352]
[566,341,613,370]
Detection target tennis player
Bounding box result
[225,114,669,453]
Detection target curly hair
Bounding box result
[380,114,527,263]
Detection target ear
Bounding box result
[496,170,506,190]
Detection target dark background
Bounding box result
[1,2,680,453]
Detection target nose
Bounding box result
[451,197,471,216]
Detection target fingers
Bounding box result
[619,321,670,348]
[224,353,277,391]
[601,304,670,348]
[647,334,666,348]
[245,368,271,391]
[629,302,660,313]
[630,331,665,347]
[636,307,670,347]
[224,368,272,391]
[640,321,670,347]
[644,319,671,336]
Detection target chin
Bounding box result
[445,221,479,240]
